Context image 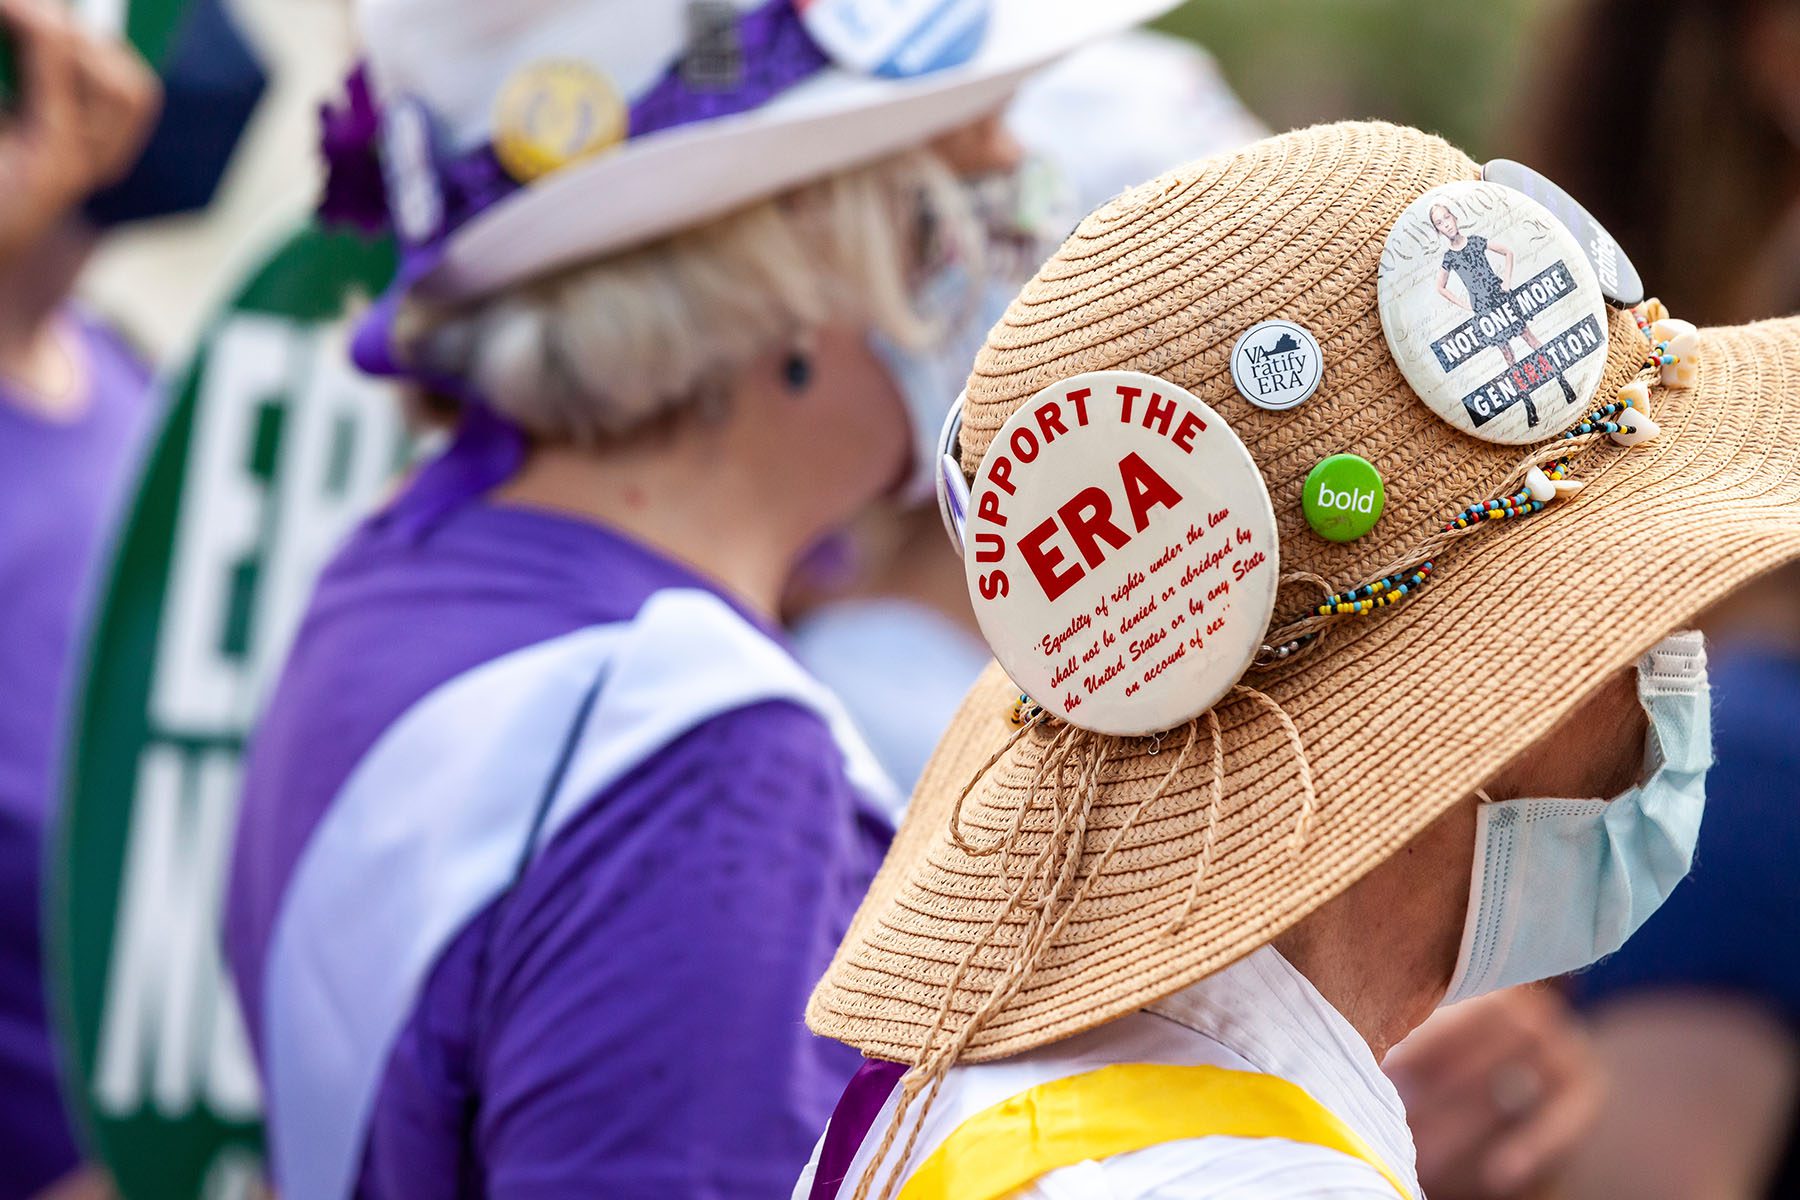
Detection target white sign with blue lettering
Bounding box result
[796,0,990,78]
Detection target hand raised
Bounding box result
[0,0,160,262]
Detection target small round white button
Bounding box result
[1229,320,1324,411]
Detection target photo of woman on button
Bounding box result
[1431,200,1579,419]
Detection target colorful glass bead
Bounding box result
[1315,562,1434,617]
[1007,693,1040,729]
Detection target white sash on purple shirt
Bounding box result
[262,587,898,1200]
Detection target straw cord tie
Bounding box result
[856,720,1201,1200]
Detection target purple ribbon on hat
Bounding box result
[321,0,829,258]
[323,0,839,430]
[632,0,829,137]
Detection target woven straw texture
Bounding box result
[806,121,1800,1065]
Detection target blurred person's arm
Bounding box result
[1386,985,1605,1200]
[0,0,155,405]
[1559,994,1797,1200]
[0,10,153,1198]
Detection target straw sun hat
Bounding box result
[806,120,1800,1067]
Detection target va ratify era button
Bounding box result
[1303,454,1385,542]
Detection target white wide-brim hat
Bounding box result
[354,0,1181,305]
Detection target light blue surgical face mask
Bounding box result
[871,266,1015,505]
[873,157,1075,505]
[1442,630,1712,1006]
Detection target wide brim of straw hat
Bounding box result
[806,128,1800,1065]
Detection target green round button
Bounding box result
[1303,454,1385,542]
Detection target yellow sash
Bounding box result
[897,1063,1413,1200]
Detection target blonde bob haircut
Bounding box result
[397,146,985,445]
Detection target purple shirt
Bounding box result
[226,465,891,1199]
[0,315,152,1198]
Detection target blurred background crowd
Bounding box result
[3,0,1798,1198]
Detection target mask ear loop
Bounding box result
[935,392,971,555]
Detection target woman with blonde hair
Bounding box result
[221,2,1175,1197]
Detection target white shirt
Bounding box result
[795,947,1419,1199]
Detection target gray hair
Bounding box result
[398,146,984,444]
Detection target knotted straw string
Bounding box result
[945,708,1051,858]
[1162,682,1320,934]
[1164,707,1224,934]
[852,720,1202,1200]
[1233,683,1318,849]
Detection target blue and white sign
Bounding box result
[797,0,990,78]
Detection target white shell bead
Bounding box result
[1650,317,1698,345]
[1617,378,1651,412]
[1650,318,1701,388]
[1552,478,1586,497]
[1610,406,1661,447]
[1524,466,1557,503]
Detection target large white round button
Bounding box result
[962,370,1280,736]
[1378,180,1610,445]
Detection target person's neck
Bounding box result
[0,221,95,410]
[491,433,821,621]
[1269,817,1469,1061]
[1271,924,1444,1063]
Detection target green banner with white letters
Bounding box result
[47,223,402,1200]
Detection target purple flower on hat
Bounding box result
[318,65,390,236]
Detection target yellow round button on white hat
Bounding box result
[1377,179,1610,445]
[962,370,1280,737]
[493,61,629,184]
[1230,320,1324,411]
